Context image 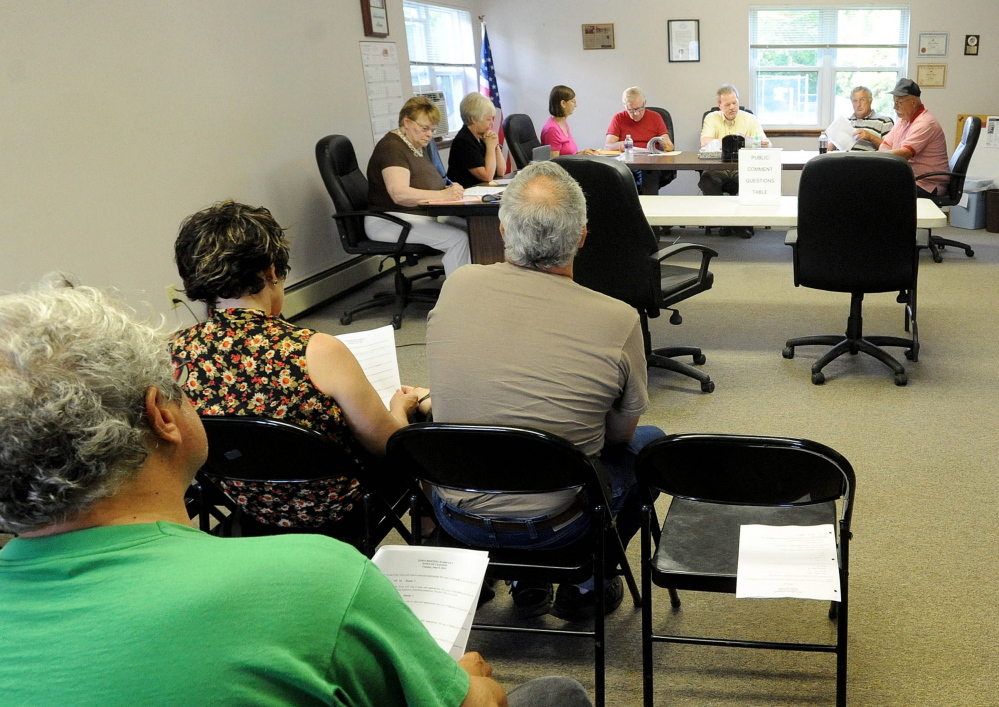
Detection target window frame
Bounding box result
[403,0,477,139]
[749,6,910,131]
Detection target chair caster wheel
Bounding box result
[932,254,943,263]
[894,373,908,386]
[391,315,402,330]
[966,249,975,257]
[340,314,353,325]
[782,346,795,359]
[811,371,825,385]
[693,353,706,365]
[669,312,683,325]
[701,380,715,393]
[904,349,915,361]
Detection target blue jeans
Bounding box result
[433,425,665,586]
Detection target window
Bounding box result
[403,1,476,136]
[750,7,909,129]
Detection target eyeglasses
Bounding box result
[625,103,646,115]
[410,119,435,133]
[892,98,909,107]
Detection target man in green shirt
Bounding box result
[0,284,591,707]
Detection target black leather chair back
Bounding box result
[937,116,982,206]
[795,152,916,293]
[646,107,674,141]
[316,134,370,251]
[503,113,542,169]
[553,156,661,314]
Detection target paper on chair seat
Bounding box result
[736,524,841,601]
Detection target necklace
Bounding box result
[394,129,424,157]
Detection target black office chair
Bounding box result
[316,134,443,330]
[637,433,855,707]
[782,152,919,386]
[645,106,676,189]
[503,113,542,169]
[388,422,641,707]
[914,115,982,262]
[554,156,718,393]
[192,415,414,557]
[699,106,757,234]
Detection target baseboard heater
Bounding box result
[282,256,391,321]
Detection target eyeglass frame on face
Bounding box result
[625,102,646,115]
[408,117,435,134]
[892,96,912,107]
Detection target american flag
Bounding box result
[479,25,511,171]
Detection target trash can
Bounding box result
[950,177,993,229]
[987,189,999,234]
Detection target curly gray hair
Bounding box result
[499,161,587,269]
[0,285,182,534]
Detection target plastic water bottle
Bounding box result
[750,134,761,149]
[818,132,828,153]
[624,134,634,161]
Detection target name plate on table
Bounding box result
[738,148,782,204]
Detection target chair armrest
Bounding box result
[913,170,958,182]
[785,228,798,246]
[653,242,719,282]
[333,210,413,251]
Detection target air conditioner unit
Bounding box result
[417,90,449,137]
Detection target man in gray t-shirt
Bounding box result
[426,161,664,621]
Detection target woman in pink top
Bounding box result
[540,85,597,157]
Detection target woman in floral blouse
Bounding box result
[170,200,431,534]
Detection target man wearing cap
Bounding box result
[873,78,950,197]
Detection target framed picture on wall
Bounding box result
[668,20,700,62]
[361,0,389,38]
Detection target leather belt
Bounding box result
[443,495,587,532]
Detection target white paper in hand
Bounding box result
[333,325,401,409]
[825,115,857,152]
[372,546,490,659]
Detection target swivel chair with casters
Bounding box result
[783,152,919,386]
[554,155,718,393]
[316,134,443,330]
[503,113,542,169]
[388,422,642,707]
[914,115,982,262]
[637,433,855,707]
[193,415,414,558]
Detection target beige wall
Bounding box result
[3,0,995,319]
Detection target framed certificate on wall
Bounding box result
[668,20,700,62]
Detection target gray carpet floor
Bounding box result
[299,224,998,706]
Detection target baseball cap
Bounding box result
[890,78,921,97]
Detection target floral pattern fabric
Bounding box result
[170,309,361,527]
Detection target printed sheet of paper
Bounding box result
[333,325,400,409]
[825,115,857,152]
[736,524,841,601]
[464,186,507,197]
[372,546,490,659]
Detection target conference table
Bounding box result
[428,195,947,266]
[623,150,819,194]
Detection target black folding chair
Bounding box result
[192,415,413,557]
[387,422,642,707]
[637,433,855,707]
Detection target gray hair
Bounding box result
[717,84,740,101]
[499,161,587,269]
[851,86,873,101]
[623,86,645,104]
[0,285,182,533]
[459,92,496,126]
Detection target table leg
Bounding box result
[465,213,504,265]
